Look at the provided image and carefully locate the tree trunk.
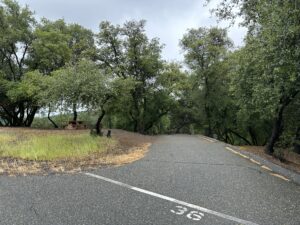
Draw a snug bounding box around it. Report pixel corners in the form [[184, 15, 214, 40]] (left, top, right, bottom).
[[73, 103, 77, 122], [203, 75, 213, 137], [265, 105, 285, 155], [265, 91, 299, 154], [47, 106, 58, 128], [1, 106, 14, 126], [108, 116, 112, 129], [137, 121, 145, 134], [131, 91, 141, 133], [204, 111, 212, 137], [19, 103, 25, 124], [1, 103, 38, 127], [248, 126, 258, 145], [293, 127, 300, 154], [204, 103, 213, 137], [228, 129, 252, 145], [144, 110, 169, 133], [1, 116, 10, 126], [133, 119, 138, 132], [175, 124, 185, 134], [24, 106, 38, 127], [95, 110, 106, 136]]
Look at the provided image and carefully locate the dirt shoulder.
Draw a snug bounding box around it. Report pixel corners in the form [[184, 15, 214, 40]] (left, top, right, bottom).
[[0, 128, 154, 176], [239, 146, 300, 174]]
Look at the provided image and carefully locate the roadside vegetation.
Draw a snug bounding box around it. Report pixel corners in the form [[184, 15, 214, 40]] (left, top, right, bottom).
[[0, 128, 152, 175], [0, 0, 299, 164], [0, 130, 116, 160]]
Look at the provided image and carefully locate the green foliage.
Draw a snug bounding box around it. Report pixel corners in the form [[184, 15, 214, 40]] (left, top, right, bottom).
[[31, 114, 70, 129], [180, 27, 233, 137], [96, 20, 182, 133], [49, 60, 102, 110], [29, 19, 95, 74], [32, 111, 99, 129], [68, 23, 96, 63], [211, 0, 300, 153], [0, 0, 39, 126], [1, 0, 299, 155], [5, 71, 44, 102], [180, 27, 232, 70], [30, 20, 71, 74]]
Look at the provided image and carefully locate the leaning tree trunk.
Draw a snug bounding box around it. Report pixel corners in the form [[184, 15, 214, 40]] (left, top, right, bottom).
[[228, 129, 252, 145], [265, 105, 285, 155], [95, 110, 106, 136], [24, 106, 39, 127], [94, 95, 112, 136], [266, 90, 300, 154], [47, 106, 58, 128]]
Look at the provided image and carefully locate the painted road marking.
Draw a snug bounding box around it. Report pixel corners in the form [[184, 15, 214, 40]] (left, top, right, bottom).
[[225, 147, 290, 183], [249, 158, 261, 165], [200, 136, 215, 143], [225, 147, 238, 154], [170, 205, 189, 215], [261, 165, 272, 171], [171, 205, 205, 221], [270, 173, 290, 182], [226, 147, 250, 159], [237, 153, 250, 159], [84, 172, 259, 225]]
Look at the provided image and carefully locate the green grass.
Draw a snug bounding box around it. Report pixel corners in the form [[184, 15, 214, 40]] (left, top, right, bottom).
[[0, 133, 16, 143], [0, 131, 117, 161]]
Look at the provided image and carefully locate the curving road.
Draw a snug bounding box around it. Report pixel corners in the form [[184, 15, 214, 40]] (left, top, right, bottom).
[[1, 135, 299, 225]]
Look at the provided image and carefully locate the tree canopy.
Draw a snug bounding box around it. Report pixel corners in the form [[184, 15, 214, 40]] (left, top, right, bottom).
[[1, 0, 299, 155]]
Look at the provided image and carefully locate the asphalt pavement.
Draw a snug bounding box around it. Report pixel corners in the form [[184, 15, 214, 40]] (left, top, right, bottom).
[[0, 135, 299, 225]]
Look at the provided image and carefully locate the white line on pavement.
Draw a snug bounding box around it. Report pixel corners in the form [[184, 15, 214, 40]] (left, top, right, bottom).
[[270, 173, 290, 182], [200, 136, 215, 143], [249, 158, 261, 165], [84, 172, 259, 225], [225, 147, 238, 154], [261, 165, 272, 171]]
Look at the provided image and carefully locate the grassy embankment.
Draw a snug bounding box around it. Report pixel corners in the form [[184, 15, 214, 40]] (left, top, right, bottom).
[[0, 129, 116, 161]]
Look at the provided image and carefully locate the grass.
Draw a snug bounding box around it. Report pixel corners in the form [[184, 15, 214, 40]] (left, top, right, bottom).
[[0, 130, 117, 161], [0, 133, 16, 143]]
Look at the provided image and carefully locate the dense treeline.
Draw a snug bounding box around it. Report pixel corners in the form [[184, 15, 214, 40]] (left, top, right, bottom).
[[0, 0, 299, 155]]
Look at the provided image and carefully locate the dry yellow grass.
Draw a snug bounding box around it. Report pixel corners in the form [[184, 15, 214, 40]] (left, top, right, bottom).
[[0, 128, 153, 175], [104, 143, 151, 166]]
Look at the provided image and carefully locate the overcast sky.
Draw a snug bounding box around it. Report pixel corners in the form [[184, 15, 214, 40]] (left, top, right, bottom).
[[18, 0, 247, 61]]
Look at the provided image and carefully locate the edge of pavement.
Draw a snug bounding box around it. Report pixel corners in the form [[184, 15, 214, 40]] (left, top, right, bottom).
[[198, 135, 300, 185]]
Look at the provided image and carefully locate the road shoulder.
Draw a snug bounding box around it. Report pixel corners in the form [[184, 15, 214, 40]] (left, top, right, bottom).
[[226, 145, 300, 185]]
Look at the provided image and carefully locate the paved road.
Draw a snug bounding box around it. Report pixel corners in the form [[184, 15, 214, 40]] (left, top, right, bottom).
[[1, 135, 299, 225]]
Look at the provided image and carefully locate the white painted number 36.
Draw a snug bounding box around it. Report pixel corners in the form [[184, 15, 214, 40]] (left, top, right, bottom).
[[170, 206, 204, 221]]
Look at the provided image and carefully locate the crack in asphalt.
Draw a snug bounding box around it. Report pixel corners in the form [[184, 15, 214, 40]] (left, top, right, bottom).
[[27, 179, 49, 223], [29, 203, 40, 218]]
